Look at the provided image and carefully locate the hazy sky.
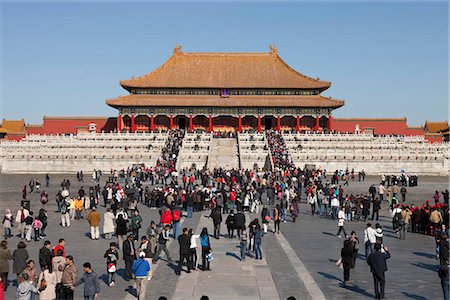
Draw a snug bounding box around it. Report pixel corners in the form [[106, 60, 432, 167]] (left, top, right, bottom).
[[1, 1, 448, 125]]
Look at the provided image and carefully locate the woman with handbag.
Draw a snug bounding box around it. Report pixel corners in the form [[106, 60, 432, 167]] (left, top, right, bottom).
[[38, 264, 57, 299], [200, 228, 211, 271]]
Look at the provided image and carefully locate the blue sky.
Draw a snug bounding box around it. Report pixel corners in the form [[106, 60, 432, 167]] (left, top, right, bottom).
[[1, 1, 448, 125]]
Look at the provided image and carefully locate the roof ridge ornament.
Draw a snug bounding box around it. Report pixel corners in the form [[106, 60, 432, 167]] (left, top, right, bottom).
[[269, 44, 278, 55], [174, 45, 183, 54]]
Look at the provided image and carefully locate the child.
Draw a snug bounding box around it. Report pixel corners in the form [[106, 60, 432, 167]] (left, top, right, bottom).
[[32, 217, 43, 241]]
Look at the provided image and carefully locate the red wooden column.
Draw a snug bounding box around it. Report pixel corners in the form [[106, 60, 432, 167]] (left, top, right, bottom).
[[328, 115, 334, 132], [131, 114, 136, 133], [117, 114, 123, 132], [238, 115, 242, 132], [276, 115, 281, 131], [169, 115, 174, 130], [150, 115, 155, 132], [189, 115, 194, 132], [314, 116, 320, 131], [257, 115, 262, 133], [208, 115, 213, 132], [296, 116, 301, 132]]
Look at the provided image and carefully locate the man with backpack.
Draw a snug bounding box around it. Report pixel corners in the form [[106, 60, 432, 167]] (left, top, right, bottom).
[[132, 252, 151, 300], [153, 225, 173, 263]]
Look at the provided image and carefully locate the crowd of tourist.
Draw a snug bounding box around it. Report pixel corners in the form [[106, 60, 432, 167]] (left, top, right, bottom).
[[0, 128, 447, 300]]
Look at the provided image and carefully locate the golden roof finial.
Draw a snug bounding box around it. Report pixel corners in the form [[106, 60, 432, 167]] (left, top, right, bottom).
[[269, 44, 278, 55], [174, 45, 183, 54]]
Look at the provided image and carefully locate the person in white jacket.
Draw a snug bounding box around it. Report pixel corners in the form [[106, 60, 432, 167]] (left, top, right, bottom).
[[336, 207, 348, 238], [15, 207, 30, 239], [103, 209, 115, 240], [364, 223, 377, 260], [188, 228, 200, 270]]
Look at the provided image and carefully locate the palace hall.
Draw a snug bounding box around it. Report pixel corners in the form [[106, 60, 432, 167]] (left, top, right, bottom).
[[106, 46, 345, 133]]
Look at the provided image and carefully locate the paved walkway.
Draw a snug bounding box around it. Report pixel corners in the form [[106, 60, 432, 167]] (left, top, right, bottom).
[[173, 212, 280, 300]]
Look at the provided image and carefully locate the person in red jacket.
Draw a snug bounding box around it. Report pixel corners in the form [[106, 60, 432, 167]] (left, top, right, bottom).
[[160, 208, 173, 227], [53, 238, 66, 257]]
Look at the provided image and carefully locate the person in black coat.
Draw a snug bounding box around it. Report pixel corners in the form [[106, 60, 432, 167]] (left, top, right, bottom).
[[225, 212, 235, 238], [176, 228, 191, 275], [122, 234, 136, 280], [341, 239, 354, 285], [367, 243, 391, 300], [209, 208, 222, 239], [233, 210, 246, 238], [371, 198, 381, 221], [38, 240, 53, 270]]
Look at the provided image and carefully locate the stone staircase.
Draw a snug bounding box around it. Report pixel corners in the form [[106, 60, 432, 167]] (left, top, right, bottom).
[[208, 138, 239, 170]]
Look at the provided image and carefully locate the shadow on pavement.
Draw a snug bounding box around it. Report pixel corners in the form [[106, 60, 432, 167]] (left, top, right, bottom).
[[226, 251, 241, 260], [410, 262, 438, 272], [401, 291, 428, 300], [412, 251, 435, 259]]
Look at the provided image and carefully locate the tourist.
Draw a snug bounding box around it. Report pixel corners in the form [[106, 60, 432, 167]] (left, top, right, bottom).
[[308, 193, 317, 215], [146, 221, 159, 254], [61, 255, 77, 300], [273, 204, 281, 234], [52, 239, 65, 258], [21, 260, 37, 290], [86, 208, 100, 240], [51, 249, 65, 299], [74, 262, 100, 300], [200, 228, 211, 271], [37, 264, 57, 300], [131, 252, 150, 300], [349, 231, 359, 267], [176, 228, 191, 275], [13, 242, 29, 283], [371, 197, 381, 221], [0, 240, 11, 291], [38, 241, 53, 271], [115, 214, 128, 250], [32, 217, 43, 242], [130, 210, 143, 241], [336, 207, 347, 238], [102, 209, 115, 240], [400, 186, 407, 203], [188, 229, 200, 270], [138, 236, 153, 280], [60, 199, 70, 228], [16, 273, 38, 300], [340, 239, 354, 285], [234, 210, 246, 238], [225, 211, 235, 238], [123, 235, 136, 281], [367, 244, 391, 300], [172, 207, 181, 240], [391, 204, 402, 235], [254, 225, 263, 260], [153, 225, 173, 264], [74, 197, 84, 220], [378, 183, 386, 202], [2, 210, 13, 239], [240, 226, 248, 261], [104, 242, 118, 287], [261, 207, 270, 233], [364, 223, 377, 260], [15, 206, 30, 240], [374, 223, 384, 247], [38, 209, 48, 238], [208, 208, 222, 239], [331, 197, 340, 220]]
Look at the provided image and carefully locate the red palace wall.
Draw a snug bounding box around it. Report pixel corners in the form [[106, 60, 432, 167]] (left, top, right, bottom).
[[333, 118, 425, 136], [26, 117, 117, 135]]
